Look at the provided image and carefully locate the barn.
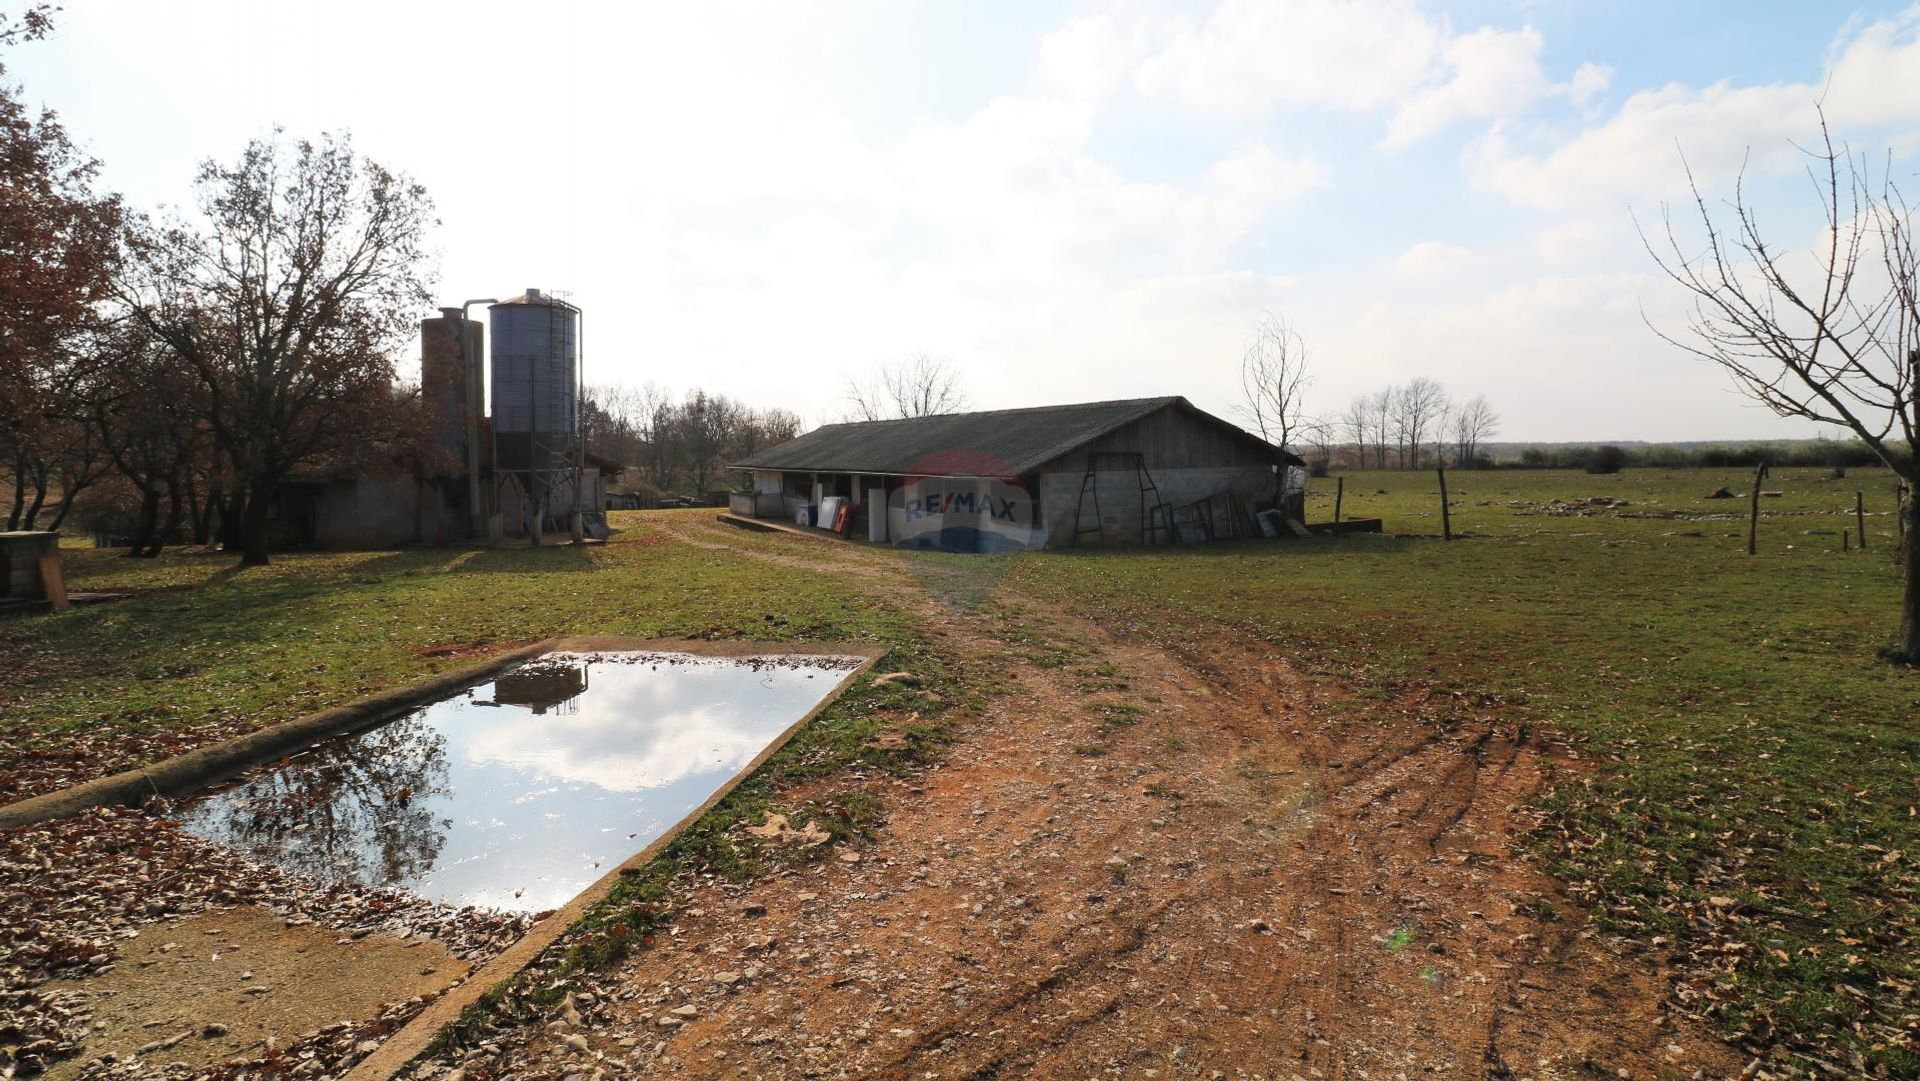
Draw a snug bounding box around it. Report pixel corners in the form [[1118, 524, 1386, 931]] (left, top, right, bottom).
[[729, 396, 1303, 551]]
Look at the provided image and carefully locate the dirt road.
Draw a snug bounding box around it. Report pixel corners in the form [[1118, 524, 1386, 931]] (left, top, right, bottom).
[[435, 519, 1742, 1080]]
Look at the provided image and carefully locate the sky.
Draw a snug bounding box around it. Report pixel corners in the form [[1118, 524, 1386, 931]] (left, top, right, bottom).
[[11, 0, 1920, 442]]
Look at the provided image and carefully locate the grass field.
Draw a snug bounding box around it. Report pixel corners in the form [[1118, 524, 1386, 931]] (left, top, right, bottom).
[[6, 467, 1916, 1071]]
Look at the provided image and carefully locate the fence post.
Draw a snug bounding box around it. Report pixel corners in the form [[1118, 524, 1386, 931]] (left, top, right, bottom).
[[1437, 467, 1451, 541], [1746, 463, 1767, 556], [1334, 476, 1344, 525], [1857, 490, 1868, 550]]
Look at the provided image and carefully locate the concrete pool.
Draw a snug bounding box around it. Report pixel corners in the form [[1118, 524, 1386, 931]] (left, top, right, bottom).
[[176, 650, 866, 913]]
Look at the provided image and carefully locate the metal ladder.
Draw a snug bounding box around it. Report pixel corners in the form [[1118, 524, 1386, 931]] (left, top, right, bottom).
[[1072, 452, 1171, 547]]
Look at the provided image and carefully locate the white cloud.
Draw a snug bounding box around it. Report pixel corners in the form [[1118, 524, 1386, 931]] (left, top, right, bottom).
[[1312, 270, 1799, 439], [1037, 13, 1154, 102], [1397, 241, 1482, 275], [1136, 0, 1444, 115], [1823, 8, 1920, 126], [1531, 219, 1618, 264], [1468, 81, 1817, 211], [1381, 26, 1550, 149], [1568, 62, 1614, 107], [1133, 0, 1596, 149], [1468, 7, 1920, 210]]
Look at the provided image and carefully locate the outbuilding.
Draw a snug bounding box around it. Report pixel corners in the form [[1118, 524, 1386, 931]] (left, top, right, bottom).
[[730, 396, 1303, 551]]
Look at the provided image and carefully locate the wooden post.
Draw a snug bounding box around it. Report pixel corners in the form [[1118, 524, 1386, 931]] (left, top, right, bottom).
[[1334, 476, 1344, 525], [37, 554, 68, 612], [1857, 490, 1868, 550], [1437, 467, 1451, 541], [1746, 463, 1767, 556], [1844, 530, 1851, 552]]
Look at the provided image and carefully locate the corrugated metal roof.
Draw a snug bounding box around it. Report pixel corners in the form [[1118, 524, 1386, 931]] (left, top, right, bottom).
[[732, 396, 1298, 477]]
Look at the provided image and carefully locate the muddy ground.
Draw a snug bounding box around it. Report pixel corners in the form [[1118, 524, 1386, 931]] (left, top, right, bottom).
[[39, 908, 458, 1079], [0, 803, 530, 1079], [413, 518, 1746, 1080]]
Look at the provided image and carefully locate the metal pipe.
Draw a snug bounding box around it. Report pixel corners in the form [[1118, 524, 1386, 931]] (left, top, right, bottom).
[[458, 298, 498, 533], [575, 305, 586, 541]]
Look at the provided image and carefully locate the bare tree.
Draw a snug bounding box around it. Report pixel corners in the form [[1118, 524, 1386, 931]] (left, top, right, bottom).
[[1342, 395, 1372, 468], [1300, 415, 1338, 475], [1393, 376, 1449, 468], [738, 407, 801, 454], [1237, 314, 1313, 457], [1368, 387, 1396, 468], [845, 352, 969, 420], [1643, 116, 1920, 663], [121, 131, 435, 565], [1452, 395, 1499, 466]]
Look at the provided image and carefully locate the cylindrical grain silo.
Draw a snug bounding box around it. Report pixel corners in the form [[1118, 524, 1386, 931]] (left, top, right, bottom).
[[488, 288, 580, 476], [419, 307, 485, 477]]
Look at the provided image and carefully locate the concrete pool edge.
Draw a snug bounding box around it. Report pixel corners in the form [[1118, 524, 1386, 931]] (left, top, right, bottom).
[[343, 638, 882, 1081], [0, 635, 877, 832]]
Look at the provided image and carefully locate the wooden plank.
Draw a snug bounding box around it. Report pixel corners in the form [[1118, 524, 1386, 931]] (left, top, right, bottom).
[[38, 554, 69, 612]]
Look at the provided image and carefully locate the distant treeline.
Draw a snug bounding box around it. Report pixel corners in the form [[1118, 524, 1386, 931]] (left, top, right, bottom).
[[582, 384, 801, 501], [1504, 440, 1907, 472], [1322, 438, 1909, 474]]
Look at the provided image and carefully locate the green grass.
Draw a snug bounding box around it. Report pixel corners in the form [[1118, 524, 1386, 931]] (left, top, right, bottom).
[[1009, 467, 1918, 1073], [2, 513, 911, 746]]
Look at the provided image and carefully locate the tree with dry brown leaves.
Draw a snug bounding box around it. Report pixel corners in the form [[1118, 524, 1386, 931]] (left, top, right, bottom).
[[0, 6, 124, 531]]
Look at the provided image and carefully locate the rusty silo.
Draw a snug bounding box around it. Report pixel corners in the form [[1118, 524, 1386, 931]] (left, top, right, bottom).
[[419, 307, 486, 533]]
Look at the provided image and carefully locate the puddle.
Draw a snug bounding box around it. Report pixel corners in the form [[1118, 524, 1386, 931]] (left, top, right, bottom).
[[177, 651, 862, 912]]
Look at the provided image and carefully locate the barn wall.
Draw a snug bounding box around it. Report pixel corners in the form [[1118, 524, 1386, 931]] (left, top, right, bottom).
[[312, 477, 465, 549], [884, 475, 1043, 552], [1034, 407, 1281, 547], [1037, 465, 1273, 546]]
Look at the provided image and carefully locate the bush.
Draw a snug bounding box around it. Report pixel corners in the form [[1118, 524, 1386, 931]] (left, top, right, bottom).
[[1586, 445, 1628, 474]]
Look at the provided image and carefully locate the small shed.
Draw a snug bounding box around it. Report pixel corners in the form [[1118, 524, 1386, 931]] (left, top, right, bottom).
[[731, 396, 1302, 551]]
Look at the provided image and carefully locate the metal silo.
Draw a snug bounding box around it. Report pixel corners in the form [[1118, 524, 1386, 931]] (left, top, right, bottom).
[[483, 289, 579, 545], [488, 288, 583, 540]]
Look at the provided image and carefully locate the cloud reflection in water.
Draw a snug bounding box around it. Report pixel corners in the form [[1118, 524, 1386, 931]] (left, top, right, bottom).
[[179, 651, 860, 913]]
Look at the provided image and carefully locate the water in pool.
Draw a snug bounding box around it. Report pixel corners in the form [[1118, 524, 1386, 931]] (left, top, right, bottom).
[[176, 650, 862, 912]]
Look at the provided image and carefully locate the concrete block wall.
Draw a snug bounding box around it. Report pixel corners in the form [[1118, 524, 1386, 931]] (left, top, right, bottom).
[[1, 531, 59, 598], [312, 478, 467, 549]]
